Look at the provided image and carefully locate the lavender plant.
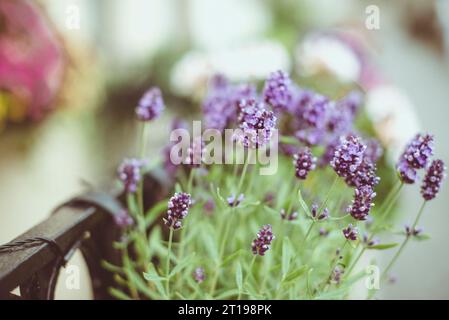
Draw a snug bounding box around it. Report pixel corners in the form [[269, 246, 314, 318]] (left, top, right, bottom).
[[105, 72, 445, 300]]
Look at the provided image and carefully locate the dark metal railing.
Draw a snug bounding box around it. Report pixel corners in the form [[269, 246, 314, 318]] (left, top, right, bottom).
[[0, 172, 169, 300]]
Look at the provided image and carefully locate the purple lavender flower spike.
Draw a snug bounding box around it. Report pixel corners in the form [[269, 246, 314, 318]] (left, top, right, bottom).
[[421, 159, 446, 201], [397, 161, 418, 184], [263, 70, 293, 112], [347, 185, 376, 220], [398, 133, 434, 170], [114, 209, 134, 228], [135, 87, 164, 121], [251, 224, 275, 256], [345, 159, 380, 188], [331, 135, 367, 179], [164, 192, 192, 230], [319, 227, 329, 237], [237, 99, 277, 149], [193, 267, 206, 283], [117, 158, 144, 193], [343, 224, 358, 241], [331, 266, 344, 284], [227, 193, 245, 207], [301, 94, 330, 128], [293, 147, 317, 180]]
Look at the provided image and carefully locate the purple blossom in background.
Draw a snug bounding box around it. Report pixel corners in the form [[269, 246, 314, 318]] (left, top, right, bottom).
[[203, 75, 257, 131], [331, 266, 344, 284], [293, 147, 317, 180], [193, 267, 206, 283], [164, 192, 192, 230], [343, 224, 358, 241], [319, 138, 340, 167], [227, 193, 245, 207], [251, 224, 275, 256], [184, 137, 205, 168], [263, 192, 275, 206], [237, 99, 277, 149], [280, 209, 298, 221], [135, 87, 164, 121], [330, 135, 366, 179], [421, 159, 446, 201], [405, 225, 423, 237], [204, 198, 215, 216], [263, 70, 293, 112], [362, 234, 379, 247], [336, 90, 363, 117], [301, 94, 330, 129], [319, 227, 329, 237], [117, 158, 145, 193], [114, 209, 134, 228], [347, 185, 376, 220], [364, 138, 383, 163], [311, 204, 329, 220]]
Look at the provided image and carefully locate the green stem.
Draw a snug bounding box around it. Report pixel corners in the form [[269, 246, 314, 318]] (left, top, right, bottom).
[[238, 256, 257, 300], [322, 240, 348, 292], [303, 220, 316, 242], [381, 201, 426, 279], [318, 176, 339, 214], [165, 228, 174, 298]]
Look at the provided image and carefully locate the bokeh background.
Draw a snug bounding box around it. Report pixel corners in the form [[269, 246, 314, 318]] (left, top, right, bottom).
[[1, 0, 449, 299]]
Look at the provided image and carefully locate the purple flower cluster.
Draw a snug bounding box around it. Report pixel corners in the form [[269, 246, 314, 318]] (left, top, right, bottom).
[[293, 147, 317, 180], [405, 225, 423, 237], [203, 75, 257, 131], [117, 158, 145, 193], [342, 224, 358, 241], [114, 209, 134, 228], [421, 159, 446, 201], [263, 70, 293, 112], [193, 267, 206, 283], [311, 204, 329, 220], [135, 87, 164, 121], [164, 192, 192, 230], [330, 135, 367, 180], [280, 209, 298, 221], [347, 185, 376, 220], [345, 159, 380, 188], [237, 99, 277, 149], [227, 193, 245, 207], [362, 234, 379, 247], [251, 224, 275, 256], [397, 134, 434, 184]]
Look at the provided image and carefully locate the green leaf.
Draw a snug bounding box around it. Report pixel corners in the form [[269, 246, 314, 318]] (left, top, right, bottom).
[[367, 243, 399, 250], [280, 135, 299, 145], [297, 189, 311, 217], [282, 265, 308, 283], [101, 260, 123, 274], [282, 237, 292, 277], [145, 199, 168, 227], [141, 262, 166, 298], [221, 249, 245, 267], [169, 253, 195, 277], [215, 289, 239, 299], [108, 287, 132, 300], [236, 263, 243, 291], [414, 234, 431, 241]]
